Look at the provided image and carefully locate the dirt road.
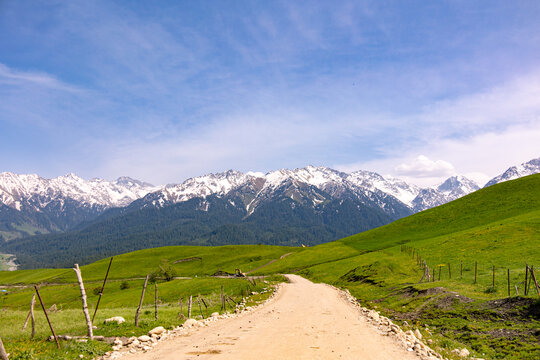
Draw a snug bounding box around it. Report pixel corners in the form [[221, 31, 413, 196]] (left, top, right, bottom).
[[122, 275, 420, 360]]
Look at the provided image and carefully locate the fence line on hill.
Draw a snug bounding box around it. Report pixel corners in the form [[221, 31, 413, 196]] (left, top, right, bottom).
[[400, 245, 540, 297]]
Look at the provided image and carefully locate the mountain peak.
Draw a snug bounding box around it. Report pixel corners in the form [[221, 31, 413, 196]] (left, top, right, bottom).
[[485, 156, 540, 187], [115, 176, 154, 188]]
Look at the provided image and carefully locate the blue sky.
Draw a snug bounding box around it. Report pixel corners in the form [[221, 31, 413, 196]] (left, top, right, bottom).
[[1, 1, 539, 186]]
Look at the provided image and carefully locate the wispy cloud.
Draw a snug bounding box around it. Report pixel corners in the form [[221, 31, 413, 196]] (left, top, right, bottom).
[[0, 63, 82, 92]]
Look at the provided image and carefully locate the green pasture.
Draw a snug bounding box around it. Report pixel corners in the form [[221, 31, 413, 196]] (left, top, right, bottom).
[[0, 245, 299, 285]]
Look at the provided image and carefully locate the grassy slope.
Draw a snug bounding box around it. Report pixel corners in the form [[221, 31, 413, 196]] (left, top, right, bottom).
[[0, 245, 299, 285]]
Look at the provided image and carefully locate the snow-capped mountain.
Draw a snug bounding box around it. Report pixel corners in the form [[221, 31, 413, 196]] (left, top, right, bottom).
[[131, 166, 413, 219], [0, 166, 482, 244], [0, 172, 159, 211], [132, 166, 479, 218], [0, 172, 159, 239], [346, 170, 421, 207], [11, 155, 540, 246], [484, 157, 540, 187]]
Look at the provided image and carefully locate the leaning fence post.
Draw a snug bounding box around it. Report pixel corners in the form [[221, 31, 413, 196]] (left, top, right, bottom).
[[34, 286, 60, 349], [474, 261, 477, 284], [0, 336, 9, 360], [188, 295, 193, 318], [201, 297, 209, 318], [73, 264, 93, 340], [135, 275, 149, 327], [92, 257, 113, 323], [197, 296, 205, 319]]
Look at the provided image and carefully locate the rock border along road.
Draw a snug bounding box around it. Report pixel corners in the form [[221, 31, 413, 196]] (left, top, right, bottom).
[[115, 275, 441, 360]]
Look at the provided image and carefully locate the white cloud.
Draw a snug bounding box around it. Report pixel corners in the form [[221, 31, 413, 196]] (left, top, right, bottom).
[[336, 121, 540, 187], [394, 155, 455, 178]]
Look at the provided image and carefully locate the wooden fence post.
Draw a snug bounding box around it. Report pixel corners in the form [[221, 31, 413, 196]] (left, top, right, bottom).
[[460, 261, 463, 280], [432, 268, 435, 282], [515, 285, 519, 296], [524, 264, 529, 295], [178, 298, 185, 319], [530, 266, 540, 297], [201, 297, 209, 318], [92, 257, 113, 323], [135, 275, 149, 327], [474, 261, 477, 284], [154, 283, 158, 321], [527, 266, 533, 295], [438, 266, 441, 281], [34, 286, 60, 349], [0, 336, 9, 360], [448, 263, 451, 279], [197, 296, 205, 319], [492, 265, 495, 288], [73, 264, 93, 340], [188, 295, 192, 318], [22, 294, 36, 338], [507, 268, 511, 297], [221, 285, 224, 311]]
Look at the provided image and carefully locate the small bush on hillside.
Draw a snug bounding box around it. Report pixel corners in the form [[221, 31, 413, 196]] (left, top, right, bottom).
[[149, 259, 177, 282], [484, 286, 497, 294], [120, 281, 130, 290], [92, 287, 102, 296]]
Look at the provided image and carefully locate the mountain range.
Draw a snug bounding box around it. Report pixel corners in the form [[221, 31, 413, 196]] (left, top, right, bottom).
[[0, 157, 538, 269]]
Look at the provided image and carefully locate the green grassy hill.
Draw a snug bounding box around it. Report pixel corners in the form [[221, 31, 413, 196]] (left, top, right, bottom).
[[0, 244, 298, 285]]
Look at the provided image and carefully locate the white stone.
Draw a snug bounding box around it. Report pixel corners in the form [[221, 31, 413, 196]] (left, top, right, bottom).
[[104, 316, 126, 325], [112, 345, 122, 351], [138, 335, 152, 342], [459, 348, 470, 357], [183, 318, 201, 328], [414, 329, 423, 340], [211, 312, 220, 317], [113, 339, 123, 346], [148, 326, 166, 335]]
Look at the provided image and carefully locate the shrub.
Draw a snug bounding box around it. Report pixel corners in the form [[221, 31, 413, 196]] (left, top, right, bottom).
[[120, 281, 130, 290], [149, 259, 177, 282]]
